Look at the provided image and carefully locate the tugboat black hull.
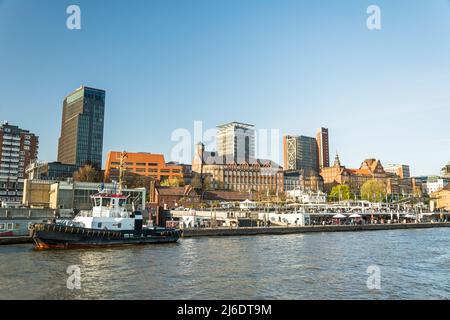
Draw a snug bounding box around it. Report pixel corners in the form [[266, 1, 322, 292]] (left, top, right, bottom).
[[30, 223, 181, 250]]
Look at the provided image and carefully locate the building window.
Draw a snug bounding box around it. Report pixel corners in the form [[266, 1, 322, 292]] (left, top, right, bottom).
[[136, 163, 146, 166]]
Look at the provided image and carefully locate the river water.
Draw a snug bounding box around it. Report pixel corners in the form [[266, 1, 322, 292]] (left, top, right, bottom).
[[1, 228, 450, 300]]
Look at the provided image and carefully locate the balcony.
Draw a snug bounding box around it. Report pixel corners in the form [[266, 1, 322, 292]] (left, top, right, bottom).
[[1, 152, 18, 157]]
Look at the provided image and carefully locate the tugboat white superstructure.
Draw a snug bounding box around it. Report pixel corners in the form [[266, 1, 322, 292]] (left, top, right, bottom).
[[30, 151, 181, 250]]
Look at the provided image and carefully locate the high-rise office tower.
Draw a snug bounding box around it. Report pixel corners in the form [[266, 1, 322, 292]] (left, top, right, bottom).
[[57, 86, 105, 169], [216, 122, 255, 164], [384, 164, 411, 179], [316, 127, 330, 169], [0, 121, 39, 204], [283, 135, 319, 172]]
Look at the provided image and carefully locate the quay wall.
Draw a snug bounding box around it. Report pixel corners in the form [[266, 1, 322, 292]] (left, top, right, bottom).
[[2, 222, 450, 246], [0, 236, 32, 245], [181, 222, 450, 237]]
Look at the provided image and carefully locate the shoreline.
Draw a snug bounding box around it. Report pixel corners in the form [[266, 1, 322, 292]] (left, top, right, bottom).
[[1, 222, 449, 245], [181, 222, 450, 237], [0, 236, 33, 245]]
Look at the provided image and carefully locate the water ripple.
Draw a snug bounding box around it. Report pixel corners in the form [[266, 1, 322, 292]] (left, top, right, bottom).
[[1, 228, 450, 299]]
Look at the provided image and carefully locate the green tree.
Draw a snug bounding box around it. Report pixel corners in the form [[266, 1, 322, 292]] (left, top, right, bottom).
[[202, 176, 212, 191], [125, 173, 154, 189], [191, 173, 212, 191], [160, 176, 184, 187], [329, 185, 353, 202], [360, 179, 387, 202], [73, 165, 102, 182], [412, 186, 422, 199], [190, 173, 202, 189]]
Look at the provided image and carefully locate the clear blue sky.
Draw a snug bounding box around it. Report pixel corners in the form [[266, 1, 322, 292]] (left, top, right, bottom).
[[1, 0, 449, 176]]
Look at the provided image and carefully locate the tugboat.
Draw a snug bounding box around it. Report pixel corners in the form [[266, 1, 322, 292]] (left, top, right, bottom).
[[29, 152, 182, 250]]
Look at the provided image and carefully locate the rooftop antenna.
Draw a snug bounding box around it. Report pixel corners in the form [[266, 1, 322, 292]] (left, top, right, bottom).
[[118, 151, 128, 195]]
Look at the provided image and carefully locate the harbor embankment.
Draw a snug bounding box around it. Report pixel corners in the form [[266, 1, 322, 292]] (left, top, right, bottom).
[[0, 236, 33, 245], [1, 222, 449, 244], [181, 222, 450, 237]]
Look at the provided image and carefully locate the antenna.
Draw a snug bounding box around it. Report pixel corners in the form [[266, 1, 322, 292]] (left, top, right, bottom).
[[118, 151, 128, 195]]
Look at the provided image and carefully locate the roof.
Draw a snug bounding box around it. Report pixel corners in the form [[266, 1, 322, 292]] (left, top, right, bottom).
[[345, 168, 371, 176], [256, 159, 282, 168], [217, 122, 254, 129], [106, 151, 180, 168], [156, 186, 196, 197], [155, 186, 254, 202], [360, 159, 379, 171], [203, 190, 254, 201], [200, 153, 282, 168]]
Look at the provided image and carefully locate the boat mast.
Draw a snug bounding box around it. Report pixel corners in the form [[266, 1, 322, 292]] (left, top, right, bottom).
[[118, 151, 128, 195]]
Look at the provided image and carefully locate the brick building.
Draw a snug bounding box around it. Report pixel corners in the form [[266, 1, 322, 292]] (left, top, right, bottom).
[[104, 151, 184, 183]]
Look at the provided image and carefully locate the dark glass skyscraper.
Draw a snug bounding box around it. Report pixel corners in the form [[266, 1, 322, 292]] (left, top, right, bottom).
[[283, 135, 319, 173], [57, 86, 105, 169]]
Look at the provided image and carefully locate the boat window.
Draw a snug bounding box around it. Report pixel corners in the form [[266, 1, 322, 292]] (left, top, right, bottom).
[[97, 223, 102, 228], [118, 223, 122, 228], [7, 223, 13, 230], [0, 223, 5, 230], [95, 198, 101, 207], [119, 199, 126, 207], [102, 198, 112, 207]]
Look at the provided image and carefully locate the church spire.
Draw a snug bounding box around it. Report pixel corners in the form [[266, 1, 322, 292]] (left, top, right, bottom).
[[334, 152, 341, 167]]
